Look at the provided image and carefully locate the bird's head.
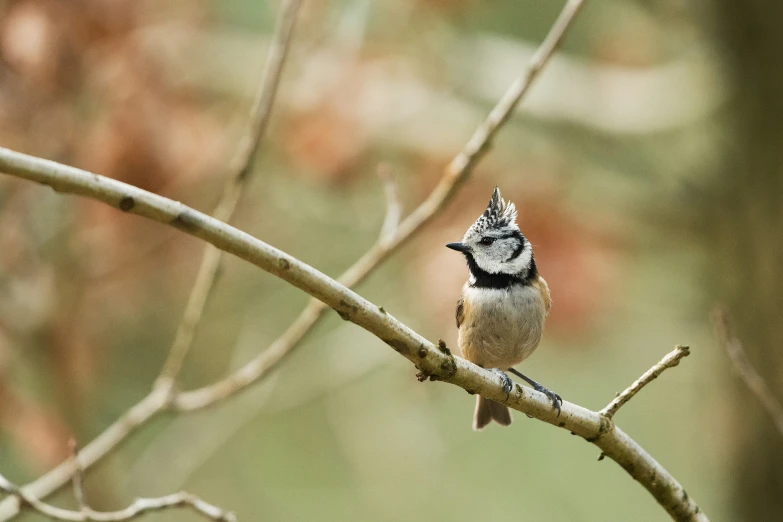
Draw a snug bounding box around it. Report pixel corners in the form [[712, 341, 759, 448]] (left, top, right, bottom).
[[446, 187, 533, 281]]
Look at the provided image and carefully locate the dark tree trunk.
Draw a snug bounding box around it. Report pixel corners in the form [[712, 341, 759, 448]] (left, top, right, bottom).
[[708, 1, 783, 520]]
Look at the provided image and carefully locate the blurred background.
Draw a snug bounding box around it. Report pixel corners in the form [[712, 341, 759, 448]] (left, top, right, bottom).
[[0, 0, 781, 520]]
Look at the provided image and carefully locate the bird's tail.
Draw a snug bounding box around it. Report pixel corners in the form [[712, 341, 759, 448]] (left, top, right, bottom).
[[473, 395, 512, 430]]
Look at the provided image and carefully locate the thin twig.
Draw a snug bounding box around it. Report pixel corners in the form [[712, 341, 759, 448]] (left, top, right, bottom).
[[445, 0, 585, 178], [68, 441, 87, 514], [0, 147, 708, 522], [0, 471, 235, 522], [0, 389, 169, 522], [377, 164, 401, 242], [712, 306, 783, 438], [600, 345, 690, 419], [154, 0, 303, 392], [173, 170, 404, 411]]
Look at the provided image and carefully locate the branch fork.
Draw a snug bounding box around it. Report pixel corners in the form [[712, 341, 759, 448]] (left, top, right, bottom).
[[0, 469, 235, 522], [600, 345, 691, 420]]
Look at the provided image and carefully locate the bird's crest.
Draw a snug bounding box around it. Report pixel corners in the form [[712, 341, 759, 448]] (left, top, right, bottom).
[[470, 187, 517, 234]]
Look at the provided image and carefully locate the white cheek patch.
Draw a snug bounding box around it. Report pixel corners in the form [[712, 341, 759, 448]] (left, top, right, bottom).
[[471, 239, 531, 275], [475, 255, 505, 274], [504, 246, 532, 273]]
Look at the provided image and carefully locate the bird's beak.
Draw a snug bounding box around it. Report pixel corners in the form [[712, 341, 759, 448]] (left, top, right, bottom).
[[446, 242, 470, 253]]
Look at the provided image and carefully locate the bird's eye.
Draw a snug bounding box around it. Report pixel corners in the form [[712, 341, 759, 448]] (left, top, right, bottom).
[[479, 237, 495, 246]]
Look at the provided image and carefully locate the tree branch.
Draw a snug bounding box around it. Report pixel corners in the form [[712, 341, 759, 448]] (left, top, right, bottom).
[[155, 0, 302, 392], [0, 471, 235, 522], [0, 390, 169, 521], [0, 146, 708, 522], [600, 345, 690, 419], [377, 164, 401, 242], [68, 441, 87, 514], [445, 0, 585, 177], [712, 306, 783, 438]]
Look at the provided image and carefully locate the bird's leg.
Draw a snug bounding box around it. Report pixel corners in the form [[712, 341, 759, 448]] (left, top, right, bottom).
[[490, 368, 514, 398], [507, 367, 562, 416]]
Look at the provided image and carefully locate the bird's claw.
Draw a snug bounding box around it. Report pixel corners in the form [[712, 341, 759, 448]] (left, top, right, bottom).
[[534, 383, 563, 416], [491, 369, 514, 398]]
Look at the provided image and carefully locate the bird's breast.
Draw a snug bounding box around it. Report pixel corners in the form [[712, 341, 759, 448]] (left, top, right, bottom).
[[458, 282, 547, 368]]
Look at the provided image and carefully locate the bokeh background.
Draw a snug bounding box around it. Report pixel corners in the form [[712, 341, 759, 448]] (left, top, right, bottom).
[[0, 0, 781, 521]]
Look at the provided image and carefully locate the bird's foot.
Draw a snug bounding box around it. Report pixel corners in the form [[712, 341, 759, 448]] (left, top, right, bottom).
[[490, 368, 514, 398], [507, 367, 563, 417], [533, 383, 562, 417]]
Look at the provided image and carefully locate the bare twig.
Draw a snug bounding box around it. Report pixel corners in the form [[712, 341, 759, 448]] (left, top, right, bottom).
[[172, 168, 401, 411], [0, 389, 169, 521], [712, 306, 783, 438], [173, 165, 406, 411], [0, 147, 708, 522], [445, 0, 585, 178], [154, 0, 302, 392], [599, 345, 690, 419], [0, 471, 235, 522], [68, 441, 87, 514], [377, 164, 401, 242]]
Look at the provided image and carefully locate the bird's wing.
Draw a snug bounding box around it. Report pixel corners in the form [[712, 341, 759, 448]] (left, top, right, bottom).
[[456, 295, 465, 328], [535, 275, 552, 312]]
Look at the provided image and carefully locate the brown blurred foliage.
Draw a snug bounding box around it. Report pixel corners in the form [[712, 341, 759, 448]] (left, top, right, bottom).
[[0, 0, 230, 470]]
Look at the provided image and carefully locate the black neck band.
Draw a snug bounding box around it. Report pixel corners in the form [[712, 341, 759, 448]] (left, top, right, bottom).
[[465, 253, 537, 289]]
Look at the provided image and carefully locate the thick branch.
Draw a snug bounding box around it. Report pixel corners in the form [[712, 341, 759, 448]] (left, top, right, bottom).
[[155, 0, 302, 390], [712, 306, 783, 437], [0, 147, 707, 522], [600, 345, 690, 419]]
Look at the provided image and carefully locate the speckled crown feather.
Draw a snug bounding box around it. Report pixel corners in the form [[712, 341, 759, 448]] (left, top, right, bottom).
[[469, 187, 518, 234]]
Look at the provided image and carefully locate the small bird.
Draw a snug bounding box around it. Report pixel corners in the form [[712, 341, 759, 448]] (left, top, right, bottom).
[[447, 187, 562, 430]]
